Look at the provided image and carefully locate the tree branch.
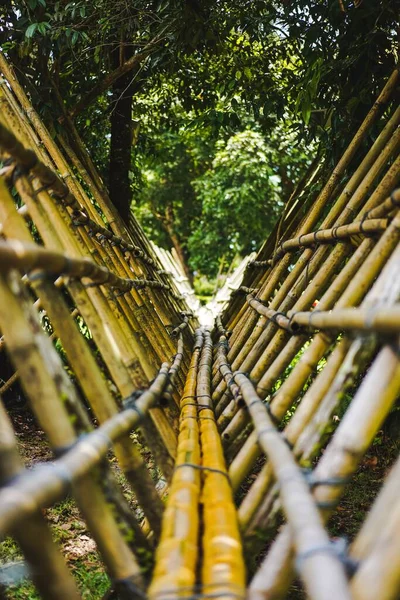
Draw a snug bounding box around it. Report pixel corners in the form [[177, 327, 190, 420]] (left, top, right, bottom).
[[68, 35, 166, 118], [69, 51, 149, 118]]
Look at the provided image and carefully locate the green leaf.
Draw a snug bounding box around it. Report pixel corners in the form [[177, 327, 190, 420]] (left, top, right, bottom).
[[301, 98, 312, 125], [235, 70, 242, 80], [37, 22, 49, 35], [244, 67, 252, 79], [25, 23, 38, 38]]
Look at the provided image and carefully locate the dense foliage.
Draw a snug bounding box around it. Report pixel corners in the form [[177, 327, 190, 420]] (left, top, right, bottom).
[[0, 0, 397, 277]]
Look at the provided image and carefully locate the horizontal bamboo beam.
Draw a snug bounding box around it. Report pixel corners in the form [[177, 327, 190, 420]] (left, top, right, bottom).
[[289, 305, 400, 334], [247, 294, 400, 335], [247, 215, 393, 267], [0, 239, 170, 293], [0, 363, 171, 537]]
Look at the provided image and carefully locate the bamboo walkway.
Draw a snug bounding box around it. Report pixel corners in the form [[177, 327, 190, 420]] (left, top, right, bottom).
[[0, 53, 399, 600]]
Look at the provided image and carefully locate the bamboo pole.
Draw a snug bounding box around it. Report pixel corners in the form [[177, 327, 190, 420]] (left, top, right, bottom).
[[213, 90, 400, 391], [199, 332, 246, 600], [233, 373, 350, 600], [0, 269, 145, 588], [237, 210, 400, 533], [0, 177, 167, 536], [268, 217, 389, 260], [0, 52, 188, 347], [248, 336, 400, 600], [148, 331, 204, 599], [229, 201, 400, 490], [0, 401, 81, 599], [224, 171, 400, 461], [247, 242, 400, 595], [0, 100, 179, 475], [349, 454, 400, 600], [216, 129, 400, 409], [0, 363, 172, 536], [247, 296, 400, 335]]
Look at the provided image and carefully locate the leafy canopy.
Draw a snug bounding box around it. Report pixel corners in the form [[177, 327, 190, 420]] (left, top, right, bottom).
[[0, 0, 397, 277]]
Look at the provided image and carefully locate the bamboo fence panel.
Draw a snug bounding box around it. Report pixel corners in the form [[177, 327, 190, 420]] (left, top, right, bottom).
[[0, 81, 182, 476], [0, 52, 399, 600]]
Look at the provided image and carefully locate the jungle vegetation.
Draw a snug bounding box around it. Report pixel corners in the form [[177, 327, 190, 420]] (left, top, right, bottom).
[[0, 0, 398, 279]]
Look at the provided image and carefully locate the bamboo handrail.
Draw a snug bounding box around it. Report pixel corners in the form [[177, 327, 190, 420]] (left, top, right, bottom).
[[0, 238, 170, 293], [247, 215, 392, 265], [0, 363, 172, 537], [233, 372, 351, 600], [246, 294, 400, 335]]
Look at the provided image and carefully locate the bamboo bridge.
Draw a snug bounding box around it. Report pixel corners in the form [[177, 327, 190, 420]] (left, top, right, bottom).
[[0, 52, 399, 600]]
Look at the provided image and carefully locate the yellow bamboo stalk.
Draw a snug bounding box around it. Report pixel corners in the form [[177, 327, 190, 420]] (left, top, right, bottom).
[[1, 52, 186, 348], [247, 296, 400, 335], [271, 216, 389, 259], [0, 102, 178, 472], [213, 95, 400, 396], [148, 331, 204, 599], [350, 455, 400, 562], [199, 332, 246, 599], [227, 190, 400, 486], [214, 107, 400, 409], [0, 178, 168, 534], [239, 217, 400, 532], [0, 270, 144, 586], [248, 336, 400, 600]]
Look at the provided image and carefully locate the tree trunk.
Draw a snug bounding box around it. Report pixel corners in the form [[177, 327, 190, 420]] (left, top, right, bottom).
[[163, 205, 193, 285], [108, 43, 134, 225]]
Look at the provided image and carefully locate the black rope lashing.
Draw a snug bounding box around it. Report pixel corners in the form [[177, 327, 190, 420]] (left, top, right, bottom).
[[174, 462, 230, 481], [122, 390, 148, 420], [295, 537, 359, 577]]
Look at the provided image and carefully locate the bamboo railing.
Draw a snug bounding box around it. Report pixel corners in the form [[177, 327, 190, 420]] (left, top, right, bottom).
[[0, 51, 399, 600]]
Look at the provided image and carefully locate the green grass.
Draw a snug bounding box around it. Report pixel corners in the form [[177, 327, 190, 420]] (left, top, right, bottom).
[[0, 498, 110, 599]]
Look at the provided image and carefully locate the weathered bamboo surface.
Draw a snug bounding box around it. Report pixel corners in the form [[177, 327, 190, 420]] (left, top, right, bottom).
[[0, 51, 399, 600]]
